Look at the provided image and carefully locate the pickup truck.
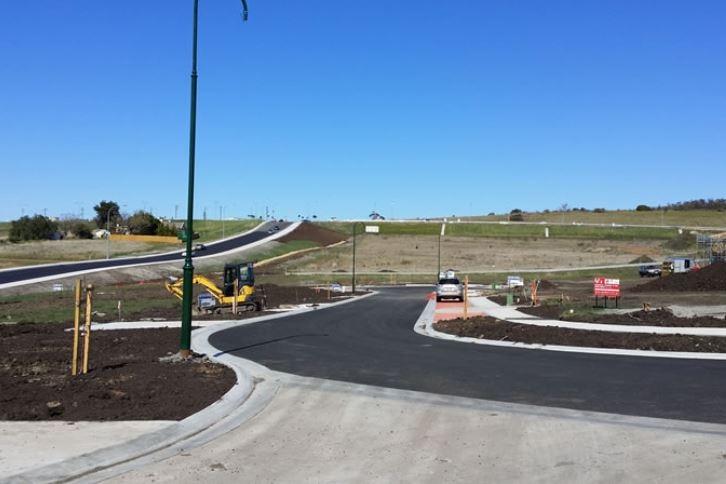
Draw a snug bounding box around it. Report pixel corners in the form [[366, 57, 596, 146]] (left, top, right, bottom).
[[638, 264, 661, 277]]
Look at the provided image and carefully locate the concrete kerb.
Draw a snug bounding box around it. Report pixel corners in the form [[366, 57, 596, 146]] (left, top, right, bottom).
[[5, 291, 375, 484], [415, 296, 726, 361]]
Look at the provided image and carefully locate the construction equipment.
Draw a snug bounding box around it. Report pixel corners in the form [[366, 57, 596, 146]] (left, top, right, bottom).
[[165, 262, 266, 314], [661, 256, 698, 277]]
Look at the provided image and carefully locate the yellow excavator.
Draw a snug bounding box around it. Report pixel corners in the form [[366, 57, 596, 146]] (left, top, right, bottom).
[[165, 262, 266, 314]]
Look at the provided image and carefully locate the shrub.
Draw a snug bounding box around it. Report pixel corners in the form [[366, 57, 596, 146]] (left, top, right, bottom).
[[9, 215, 59, 242]]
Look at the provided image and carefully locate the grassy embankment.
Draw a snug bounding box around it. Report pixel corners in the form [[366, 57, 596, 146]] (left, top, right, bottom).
[[461, 209, 726, 228], [274, 219, 703, 285], [0, 284, 179, 324]]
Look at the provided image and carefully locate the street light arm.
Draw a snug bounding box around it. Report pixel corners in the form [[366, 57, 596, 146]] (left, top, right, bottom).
[[240, 0, 249, 21]]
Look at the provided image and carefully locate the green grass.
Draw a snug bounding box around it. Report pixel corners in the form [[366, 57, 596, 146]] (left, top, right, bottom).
[[0, 287, 180, 323], [191, 219, 261, 242], [322, 220, 684, 241], [464, 209, 726, 228]]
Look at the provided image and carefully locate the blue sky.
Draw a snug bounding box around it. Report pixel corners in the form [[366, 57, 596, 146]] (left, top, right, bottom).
[[2, 1, 725, 222]]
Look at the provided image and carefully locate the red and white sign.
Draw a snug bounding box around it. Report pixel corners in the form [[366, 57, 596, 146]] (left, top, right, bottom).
[[593, 277, 620, 297]]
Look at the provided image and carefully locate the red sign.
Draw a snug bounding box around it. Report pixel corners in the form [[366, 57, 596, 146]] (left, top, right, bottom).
[[593, 277, 620, 297]]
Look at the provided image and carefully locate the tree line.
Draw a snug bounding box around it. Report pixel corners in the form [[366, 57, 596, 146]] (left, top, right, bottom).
[[8, 200, 176, 243]]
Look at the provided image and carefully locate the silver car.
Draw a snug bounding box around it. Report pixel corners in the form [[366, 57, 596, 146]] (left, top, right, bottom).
[[436, 277, 464, 302]]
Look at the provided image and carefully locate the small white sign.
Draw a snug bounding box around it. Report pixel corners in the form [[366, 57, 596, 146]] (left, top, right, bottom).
[[365, 225, 379, 233]]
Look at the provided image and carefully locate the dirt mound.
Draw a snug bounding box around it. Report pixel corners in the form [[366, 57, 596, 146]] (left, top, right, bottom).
[[434, 316, 726, 352], [632, 262, 726, 292], [277, 222, 347, 246], [630, 255, 655, 263], [537, 279, 558, 290], [519, 305, 726, 327]]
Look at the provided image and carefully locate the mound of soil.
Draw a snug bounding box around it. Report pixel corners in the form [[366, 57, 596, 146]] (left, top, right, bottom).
[[434, 317, 726, 352], [632, 262, 726, 292], [519, 305, 726, 328], [277, 222, 348, 246], [537, 279, 558, 290]]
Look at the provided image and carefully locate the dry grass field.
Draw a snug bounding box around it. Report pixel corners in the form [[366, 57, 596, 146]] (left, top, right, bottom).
[[274, 234, 667, 275]]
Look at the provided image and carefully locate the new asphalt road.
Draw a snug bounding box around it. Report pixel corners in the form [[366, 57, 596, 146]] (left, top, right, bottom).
[[210, 286, 726, 424], [0, 221, 293, 288]]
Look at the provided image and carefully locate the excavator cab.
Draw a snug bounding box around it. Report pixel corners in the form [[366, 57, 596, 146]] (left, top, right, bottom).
[[223, 262, 255, 296]]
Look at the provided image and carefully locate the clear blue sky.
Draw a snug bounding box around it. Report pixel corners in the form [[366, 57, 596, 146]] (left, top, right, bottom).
[[2, 1, 725, 222]]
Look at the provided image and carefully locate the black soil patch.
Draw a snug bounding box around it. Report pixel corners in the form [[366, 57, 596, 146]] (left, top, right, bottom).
[[0, 324, 235, 421], [277, 222, 348, 246], [519, 306, 726, 328], [632, 262, 726, 292], [434, 317, 726, 353], [537, 279, 558, 290]]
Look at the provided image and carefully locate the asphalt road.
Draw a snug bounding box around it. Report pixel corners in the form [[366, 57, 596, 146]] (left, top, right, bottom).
[[209, 286, 726, 424], [0, 221, 292, 287]]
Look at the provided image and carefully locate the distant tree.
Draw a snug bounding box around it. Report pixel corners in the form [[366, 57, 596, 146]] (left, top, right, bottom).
[[9, 215, 59, 242], [93, 200, 122, 229], [661, 198, 726, 211], [58, 218, 93, 239], [126, 211, 160, 235], [635, 204, 652, 211], [509, 209, 524, 222], [593, 208, 606, 213], [156, 222, 178, 236]]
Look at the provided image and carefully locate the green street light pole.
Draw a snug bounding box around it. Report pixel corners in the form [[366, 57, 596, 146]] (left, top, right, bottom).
[[180, 0, 249, 356]]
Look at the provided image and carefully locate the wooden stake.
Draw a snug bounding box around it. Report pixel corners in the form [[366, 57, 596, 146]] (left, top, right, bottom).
[[464, 275, 469, 320], [71, 279, 81, 376], [82, 284, 94, 374]]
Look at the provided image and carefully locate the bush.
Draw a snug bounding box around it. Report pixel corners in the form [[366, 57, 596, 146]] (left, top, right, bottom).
[[58, 218, 93, 239], [635, 204, 653, 211], [156, 223, 178, 237], [127, 211, 160, 235], [9, 215, 59, 242]]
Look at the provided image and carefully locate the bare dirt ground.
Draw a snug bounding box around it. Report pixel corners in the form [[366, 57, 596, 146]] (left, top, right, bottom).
[[278, 234, 667, 274]]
